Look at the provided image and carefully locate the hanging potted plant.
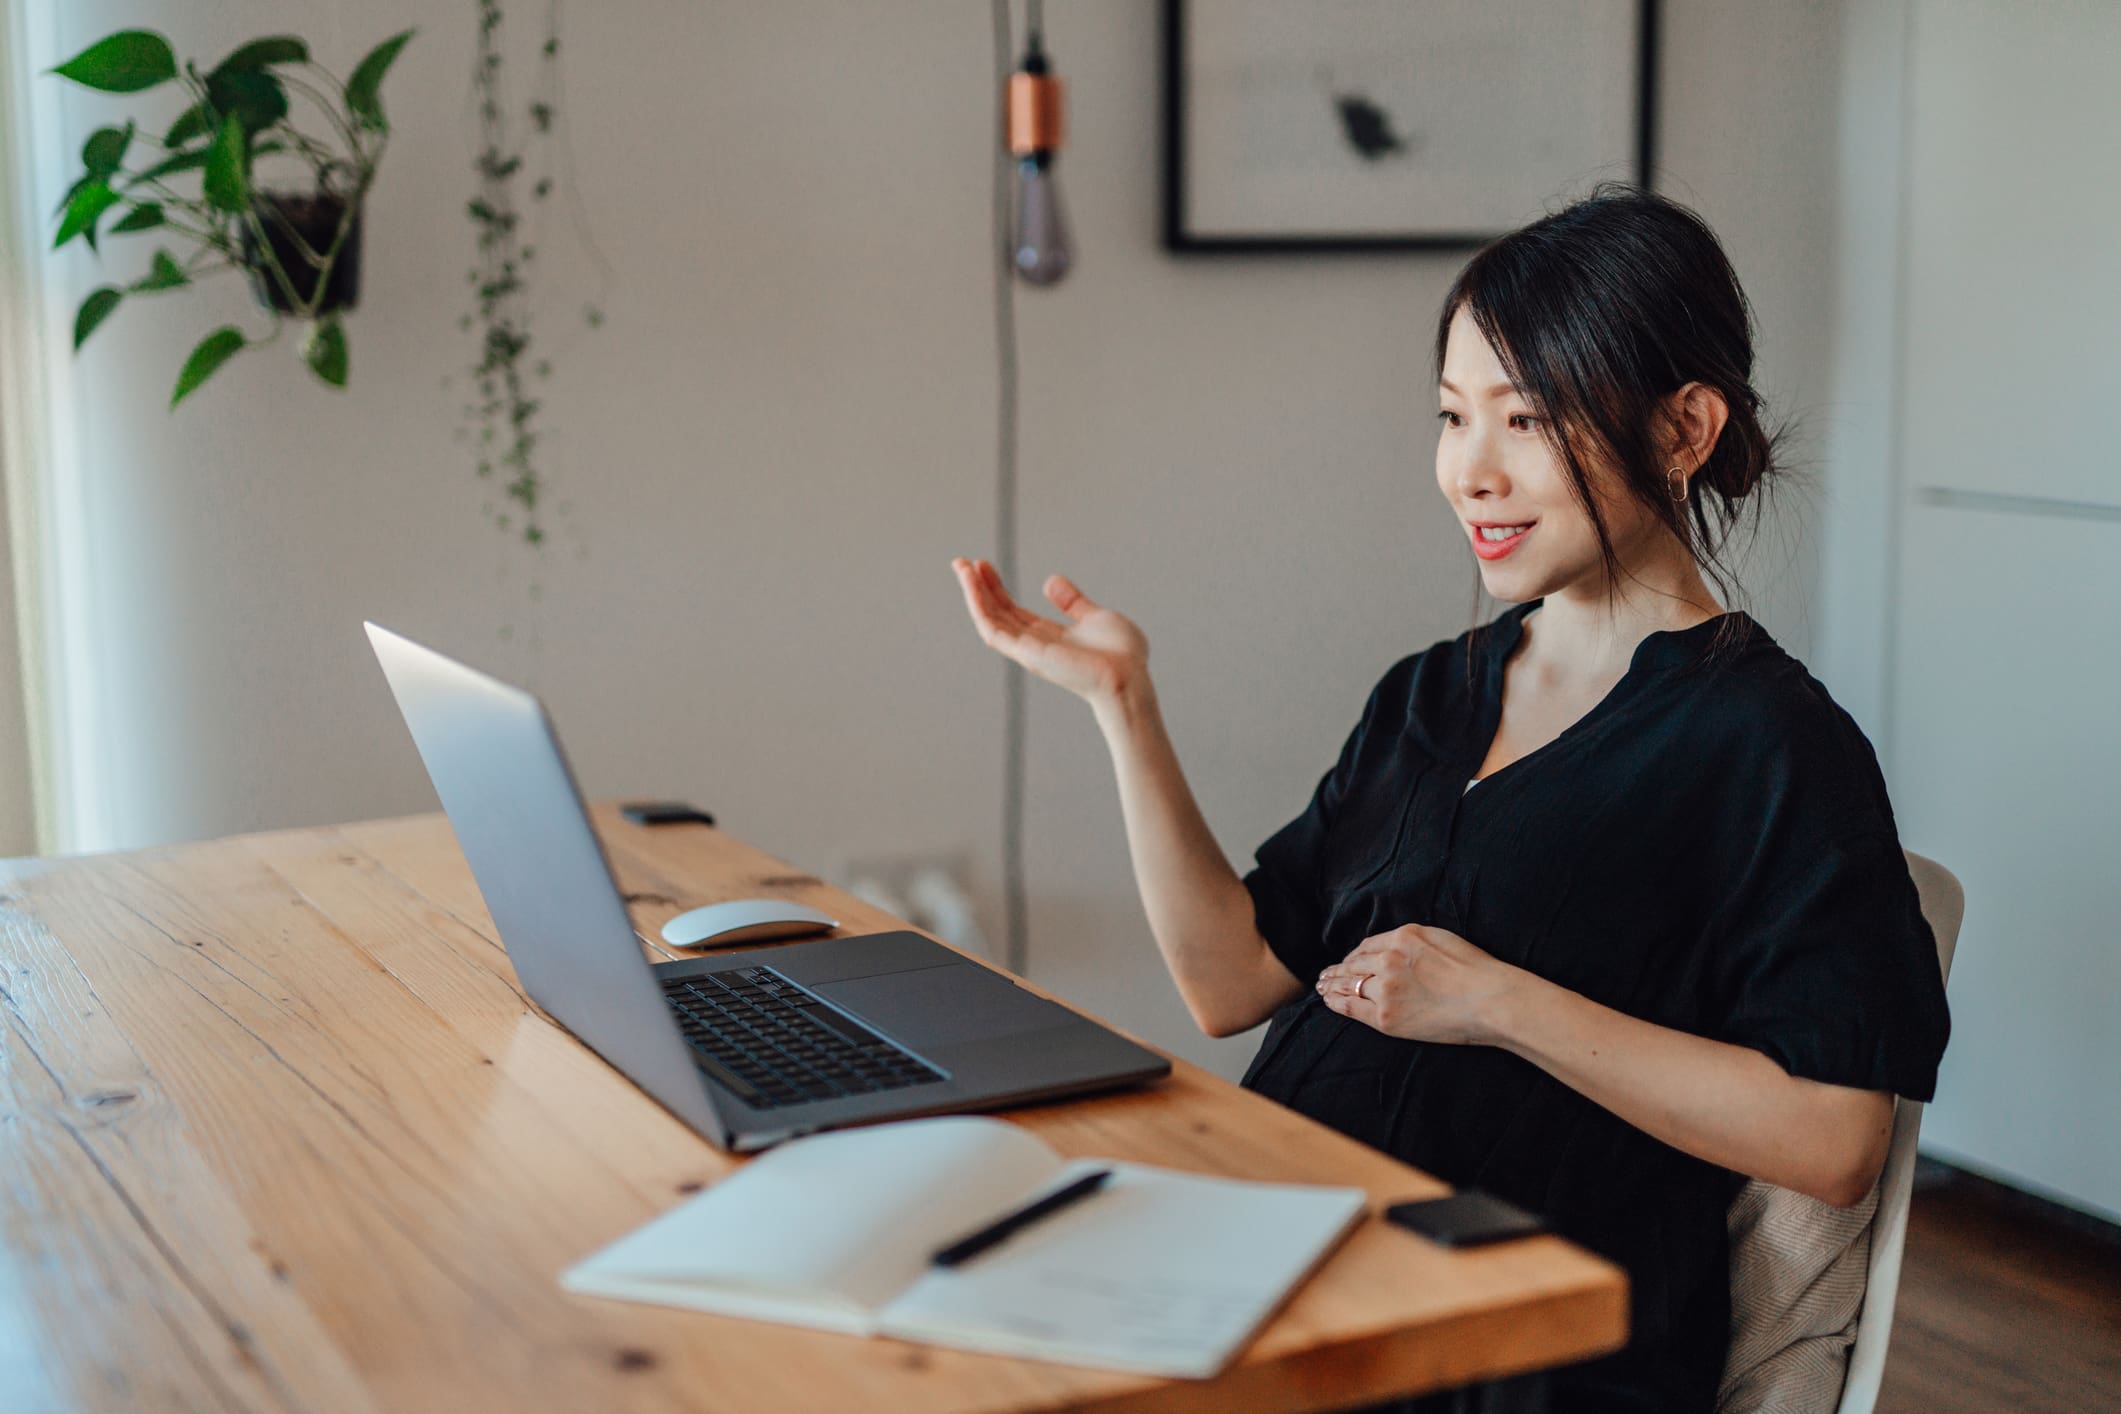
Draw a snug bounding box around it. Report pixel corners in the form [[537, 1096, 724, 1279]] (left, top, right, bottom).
[[48, 26, 414, 405]]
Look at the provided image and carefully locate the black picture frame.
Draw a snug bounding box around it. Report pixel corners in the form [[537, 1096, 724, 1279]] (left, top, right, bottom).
[[1161, 0, 1661, 254]]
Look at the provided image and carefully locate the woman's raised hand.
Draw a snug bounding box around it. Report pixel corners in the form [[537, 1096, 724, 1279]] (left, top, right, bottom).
[[950, 557, 1149, 708]]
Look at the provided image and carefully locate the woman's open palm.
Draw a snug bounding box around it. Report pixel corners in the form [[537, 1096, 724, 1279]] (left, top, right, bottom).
[[951, 558, 1147, 705]]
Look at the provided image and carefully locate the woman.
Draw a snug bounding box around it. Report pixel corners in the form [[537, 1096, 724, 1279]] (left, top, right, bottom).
[[948, 185, 1949, 1413]]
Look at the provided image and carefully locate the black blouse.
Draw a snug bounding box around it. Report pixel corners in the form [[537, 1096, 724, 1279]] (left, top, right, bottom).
[[1238, 598, 1951, 1414]]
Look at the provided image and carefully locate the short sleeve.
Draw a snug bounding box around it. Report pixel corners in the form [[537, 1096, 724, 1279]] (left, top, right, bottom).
[[1242, 658, 1410, 989], [1703, 824, 1951, 1101]]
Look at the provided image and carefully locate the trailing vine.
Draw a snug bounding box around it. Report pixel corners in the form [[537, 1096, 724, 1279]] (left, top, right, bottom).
[[460, 0, 600, 547]]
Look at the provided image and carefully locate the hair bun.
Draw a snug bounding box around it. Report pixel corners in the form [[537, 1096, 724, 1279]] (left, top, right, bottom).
[[1434, 183, 1790, 616]]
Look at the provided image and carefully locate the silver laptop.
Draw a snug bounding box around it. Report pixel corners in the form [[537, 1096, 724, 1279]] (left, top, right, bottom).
[[366, 622, 1170, 1152]]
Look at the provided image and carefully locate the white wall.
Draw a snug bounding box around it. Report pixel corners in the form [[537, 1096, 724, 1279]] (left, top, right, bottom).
[[28, 1, 1841, 1081], [1819, 0, 2121, 1220]]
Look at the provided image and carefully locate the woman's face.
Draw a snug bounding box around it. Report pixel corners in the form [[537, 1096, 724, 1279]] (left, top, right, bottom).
[[1434, 305, 1665, 603]]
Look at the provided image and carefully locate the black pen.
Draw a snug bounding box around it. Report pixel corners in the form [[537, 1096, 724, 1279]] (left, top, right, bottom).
[[929, 1167, 1115, 1269]]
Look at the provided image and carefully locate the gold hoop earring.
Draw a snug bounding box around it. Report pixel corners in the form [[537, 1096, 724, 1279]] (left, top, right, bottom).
[[1666, 465, 1688, 502]]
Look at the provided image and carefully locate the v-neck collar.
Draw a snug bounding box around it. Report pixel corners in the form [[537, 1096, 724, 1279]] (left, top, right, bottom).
[[1464, 598, 1750, 791]]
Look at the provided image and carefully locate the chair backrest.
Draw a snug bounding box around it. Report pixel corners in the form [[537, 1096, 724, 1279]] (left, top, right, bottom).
[[1716, 849, 1964, 1414], [1835, 850, 1964, 1414]]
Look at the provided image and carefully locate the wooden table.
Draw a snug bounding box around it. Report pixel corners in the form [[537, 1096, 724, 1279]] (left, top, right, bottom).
[[0, 805, 1627, 1412]]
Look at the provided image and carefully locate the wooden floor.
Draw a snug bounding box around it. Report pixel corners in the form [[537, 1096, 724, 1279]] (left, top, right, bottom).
[[1876, 1160, 2121, 1413]]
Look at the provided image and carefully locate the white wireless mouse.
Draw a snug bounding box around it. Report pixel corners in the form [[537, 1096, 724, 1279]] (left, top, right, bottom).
[[660, 898, 840, 949]]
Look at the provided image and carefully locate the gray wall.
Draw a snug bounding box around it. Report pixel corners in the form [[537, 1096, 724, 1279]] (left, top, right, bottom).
[[29, 0, 1840, 1081]]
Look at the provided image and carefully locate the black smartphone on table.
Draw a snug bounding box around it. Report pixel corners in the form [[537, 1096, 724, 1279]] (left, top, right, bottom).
[[1385, 1190, 1547, 1248], [620, 801, 717, 827]]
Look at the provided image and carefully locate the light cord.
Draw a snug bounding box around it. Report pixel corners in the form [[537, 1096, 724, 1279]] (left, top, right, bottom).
[[990, 0, 1029, 976]]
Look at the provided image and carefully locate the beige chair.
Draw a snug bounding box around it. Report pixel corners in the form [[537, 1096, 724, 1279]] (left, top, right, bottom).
[[1717, 850, 1965, 1414]]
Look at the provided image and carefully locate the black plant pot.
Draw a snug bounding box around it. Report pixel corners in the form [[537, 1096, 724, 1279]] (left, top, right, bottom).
[[242, 190, 363, 315]]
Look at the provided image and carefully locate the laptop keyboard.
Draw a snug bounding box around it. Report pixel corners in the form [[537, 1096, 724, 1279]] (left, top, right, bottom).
[[660, 967, 946, 1110]]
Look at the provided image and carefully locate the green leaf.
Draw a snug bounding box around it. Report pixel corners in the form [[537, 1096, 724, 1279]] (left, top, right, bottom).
[[205, 68, 288, 135], [171, 326, 246, 408], [81, 122, 133, 178], [49, 30, 177, 93], [54, 179, 121, 250], [202, 114, 248, 213], [344, 28, 414, 129], [53, 171, 91, 218], [73, 287, 123, 349], [304, 316, 347, 387], [135, 139, 274, 192], [132, 249, 188, 292], [110, 203, 164, 233], [164, 103, 211, 148], [132, 147, 208, 185], [212, 36, 308, 73]]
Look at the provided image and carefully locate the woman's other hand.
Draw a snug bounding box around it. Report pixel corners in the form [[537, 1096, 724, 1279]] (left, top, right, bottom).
[[1315, 924, 1522, 1045], [951, 557, 1149, 708]]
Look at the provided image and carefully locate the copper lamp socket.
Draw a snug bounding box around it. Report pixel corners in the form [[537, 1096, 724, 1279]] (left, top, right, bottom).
[[1007, 71, 1065, 155]]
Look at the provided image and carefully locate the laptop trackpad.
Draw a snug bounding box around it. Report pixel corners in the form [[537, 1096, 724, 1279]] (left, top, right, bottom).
[[817, 964, 1061, 1048]]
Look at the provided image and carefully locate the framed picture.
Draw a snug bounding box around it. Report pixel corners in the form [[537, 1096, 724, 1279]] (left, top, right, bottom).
[[1162, 0, 1657, 253]]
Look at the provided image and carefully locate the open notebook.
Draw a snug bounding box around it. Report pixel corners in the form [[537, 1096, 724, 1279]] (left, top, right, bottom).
[[562, 1115, 1369, 1378]]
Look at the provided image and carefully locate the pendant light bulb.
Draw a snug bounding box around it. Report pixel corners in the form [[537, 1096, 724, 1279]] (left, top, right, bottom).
[[1007, 29, 1071, 287]]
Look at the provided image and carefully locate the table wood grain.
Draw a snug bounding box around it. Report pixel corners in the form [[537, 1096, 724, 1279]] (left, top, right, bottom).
[[0, 805, 1627, 1412]]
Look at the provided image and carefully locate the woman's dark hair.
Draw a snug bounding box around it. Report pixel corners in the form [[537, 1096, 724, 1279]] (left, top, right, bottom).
[[1437, 182, 1801, 670]]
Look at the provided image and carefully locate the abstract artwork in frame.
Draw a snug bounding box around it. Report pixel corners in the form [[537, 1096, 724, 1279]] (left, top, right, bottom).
[[1163, 0, 1657, 253]]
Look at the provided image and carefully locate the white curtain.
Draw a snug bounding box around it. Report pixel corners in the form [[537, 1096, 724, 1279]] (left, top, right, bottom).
[[0, 0, 74, 857]]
